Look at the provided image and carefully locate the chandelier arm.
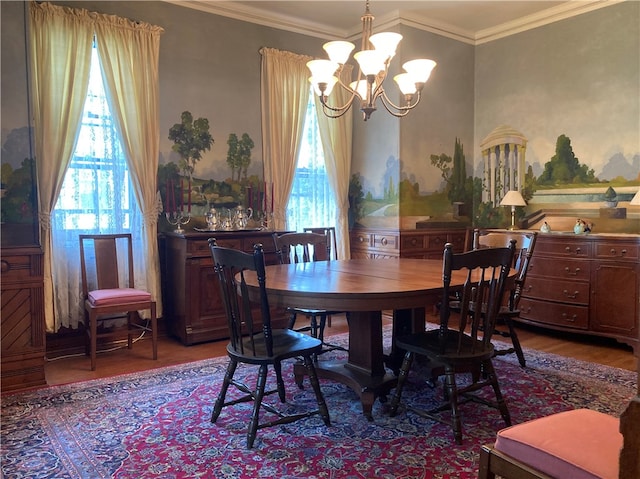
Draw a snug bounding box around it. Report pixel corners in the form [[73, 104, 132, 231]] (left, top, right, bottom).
[[318, 84, 358, 114], [378, 90, 422, 115], [320, 100, 353, 119]]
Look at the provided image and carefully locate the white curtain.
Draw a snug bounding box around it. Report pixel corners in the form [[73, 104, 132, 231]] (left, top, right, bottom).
[[30, 2, 94, 332], [259, 47, 312, 231], [94, 13, 164, 321], [315, 66, 354, 260], [30, 2, 163, 331]]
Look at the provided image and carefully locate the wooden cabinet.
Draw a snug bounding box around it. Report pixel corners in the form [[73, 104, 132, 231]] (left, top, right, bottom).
[[518, 233, 639, 350], [162, 230, 288, 345], [1, 246, 46, 391], [350, 227, 468, 259]]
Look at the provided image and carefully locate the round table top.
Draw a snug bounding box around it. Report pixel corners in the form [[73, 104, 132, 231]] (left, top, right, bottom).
[[246, 258, 466, 312]]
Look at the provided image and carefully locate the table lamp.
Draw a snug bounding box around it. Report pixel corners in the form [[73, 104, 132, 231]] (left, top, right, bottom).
[[630, 189, 640, 205], [500, 190, 527, 230]]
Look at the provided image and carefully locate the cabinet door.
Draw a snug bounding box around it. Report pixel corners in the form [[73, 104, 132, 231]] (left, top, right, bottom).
[[591, 261, 639, 342]]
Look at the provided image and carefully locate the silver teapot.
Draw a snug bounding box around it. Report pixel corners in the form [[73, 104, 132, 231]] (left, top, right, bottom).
[[233, 205, 253, 230], [205, 208, 219, 230]]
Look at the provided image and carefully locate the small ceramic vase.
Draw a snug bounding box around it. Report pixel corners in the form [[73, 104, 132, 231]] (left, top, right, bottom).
[[540, 222, 551, 233], [574, 219, 585, 235]]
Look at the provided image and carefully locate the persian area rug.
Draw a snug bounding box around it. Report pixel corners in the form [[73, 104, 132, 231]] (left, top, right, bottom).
[[1, 331, 636, 479]]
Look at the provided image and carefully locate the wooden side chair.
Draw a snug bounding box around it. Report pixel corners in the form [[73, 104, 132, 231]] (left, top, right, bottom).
[[472, 229, 538, 367], [79, 233, 157, 371], [389, 241, 516, 444], [272, 231, 346, 355], [303, 226, 338, 327], [208, 239, 330, 448]]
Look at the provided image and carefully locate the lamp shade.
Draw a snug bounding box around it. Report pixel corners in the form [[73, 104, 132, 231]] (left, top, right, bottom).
[[500, 190, 527, 207], [630, 189, 640, 205]]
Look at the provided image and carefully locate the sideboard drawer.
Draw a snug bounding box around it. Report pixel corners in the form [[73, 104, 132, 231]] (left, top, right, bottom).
[[523, 276, 590, 305], [528, 256, 590, 281], [595, 242, 639, 261], [519, 297, 589, 330], [0, 252, 41, 281], [533, 238, 591, 258], [351, 231, 373, 248], [373, 233, 399, 251]]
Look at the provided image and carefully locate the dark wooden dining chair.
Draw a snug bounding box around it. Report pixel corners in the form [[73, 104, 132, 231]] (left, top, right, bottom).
[[79, 234, 157, 371], [303, 226, 338, 327], [389, 241, 516, 444], [472, 229, 538, 367], [272, 231, 346, 355], [208, 239, 331, 448]]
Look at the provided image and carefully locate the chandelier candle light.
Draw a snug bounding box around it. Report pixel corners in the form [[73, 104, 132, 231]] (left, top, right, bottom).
[[500, 190, 527, 230], [307, 0, 436, 121]]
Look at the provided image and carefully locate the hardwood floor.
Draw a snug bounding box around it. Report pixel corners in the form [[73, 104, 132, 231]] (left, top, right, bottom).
[[44, 313, 637, 387]]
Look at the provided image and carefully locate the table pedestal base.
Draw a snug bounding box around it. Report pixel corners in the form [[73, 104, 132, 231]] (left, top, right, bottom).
[[293, 359, 397, 420]]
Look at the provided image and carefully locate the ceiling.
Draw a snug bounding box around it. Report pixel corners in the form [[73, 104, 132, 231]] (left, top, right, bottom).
[[172, 0, 618, 44]]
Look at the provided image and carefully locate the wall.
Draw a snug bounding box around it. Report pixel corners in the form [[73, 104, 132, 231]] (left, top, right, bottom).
[[2, 1, 638, 240], [474, 1, 639, 233]]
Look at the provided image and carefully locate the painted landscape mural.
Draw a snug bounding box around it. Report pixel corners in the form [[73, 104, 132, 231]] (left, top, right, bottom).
[[2, 0, 639, 248]]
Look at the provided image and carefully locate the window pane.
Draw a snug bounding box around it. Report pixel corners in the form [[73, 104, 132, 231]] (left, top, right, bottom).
[[287, 96, 337, 232], [53, 45, 137, 233]]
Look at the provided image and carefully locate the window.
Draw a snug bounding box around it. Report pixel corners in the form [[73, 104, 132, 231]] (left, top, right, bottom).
[[53, 44, 141, 233], [50, 42, 143, 327], [286, 95, 337, 232]]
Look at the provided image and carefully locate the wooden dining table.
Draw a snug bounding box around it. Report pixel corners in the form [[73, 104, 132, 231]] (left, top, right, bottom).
[[243, 257, 509, 420]]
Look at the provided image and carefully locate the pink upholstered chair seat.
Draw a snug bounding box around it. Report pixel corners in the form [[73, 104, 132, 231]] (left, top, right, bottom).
[[88, 288, 152, 306], [494, 408, 621, 479]]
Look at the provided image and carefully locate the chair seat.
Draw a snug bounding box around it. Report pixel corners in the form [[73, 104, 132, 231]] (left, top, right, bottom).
[[88, 288, 152, 306], [396, 329, 495, 363], [229, 328, 323, 364], [494, 408, 621, 479]]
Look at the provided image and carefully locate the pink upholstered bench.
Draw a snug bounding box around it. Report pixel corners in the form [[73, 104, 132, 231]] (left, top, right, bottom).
[[478, 408, 622, 479]]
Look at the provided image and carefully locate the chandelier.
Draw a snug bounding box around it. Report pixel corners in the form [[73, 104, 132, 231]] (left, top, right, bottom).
[[307, 1, 437, 121]]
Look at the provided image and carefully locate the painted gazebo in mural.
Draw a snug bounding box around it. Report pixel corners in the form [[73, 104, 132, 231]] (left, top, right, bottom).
[[480, 125, 528, 206]]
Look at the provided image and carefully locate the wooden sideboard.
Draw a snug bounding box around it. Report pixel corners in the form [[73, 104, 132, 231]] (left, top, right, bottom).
[[162, 230, 289, 345], [518, 232, 639, 350], [350, 227, 468, 259], [1, 246, 46, 392]]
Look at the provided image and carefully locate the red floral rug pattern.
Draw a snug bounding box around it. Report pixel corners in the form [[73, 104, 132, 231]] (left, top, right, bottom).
[[1, 333, 636, 479]]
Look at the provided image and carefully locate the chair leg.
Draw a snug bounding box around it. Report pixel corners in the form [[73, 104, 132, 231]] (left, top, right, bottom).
[[212, 359, 237, 423], [505, 318, 526, 367], [389, 351, 414, 416], [150, 304, 158, 360], [127, 312, 134, 350], [302, 356, 331, 426], [443, 366, 463, 445], [273, 360, 286, 402], [90, 312, 97, 371], [247, 364, 268, 449], [485, 359, 511, 427], [287, 310, 297, 330]]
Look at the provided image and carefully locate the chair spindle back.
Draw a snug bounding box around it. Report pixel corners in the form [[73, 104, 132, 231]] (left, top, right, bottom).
[[209, 239, 273, 357]]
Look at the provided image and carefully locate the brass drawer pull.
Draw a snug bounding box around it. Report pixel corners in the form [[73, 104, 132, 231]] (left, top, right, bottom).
[[565, 267, 580, 276], [561, 313, 577, 322], [563, 290, 579, 299]]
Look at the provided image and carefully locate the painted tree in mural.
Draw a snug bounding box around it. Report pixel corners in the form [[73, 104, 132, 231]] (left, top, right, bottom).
[[168, 111, 214, 177], [226, 133, 254, 182], [430, 137, 469, 205], [448, 137, 466, 204], [537, 134, 596, 185]]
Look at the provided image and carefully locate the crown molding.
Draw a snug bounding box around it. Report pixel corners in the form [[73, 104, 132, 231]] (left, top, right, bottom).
[[165, 0, 625, 46], [474, 0, 625, 44]]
